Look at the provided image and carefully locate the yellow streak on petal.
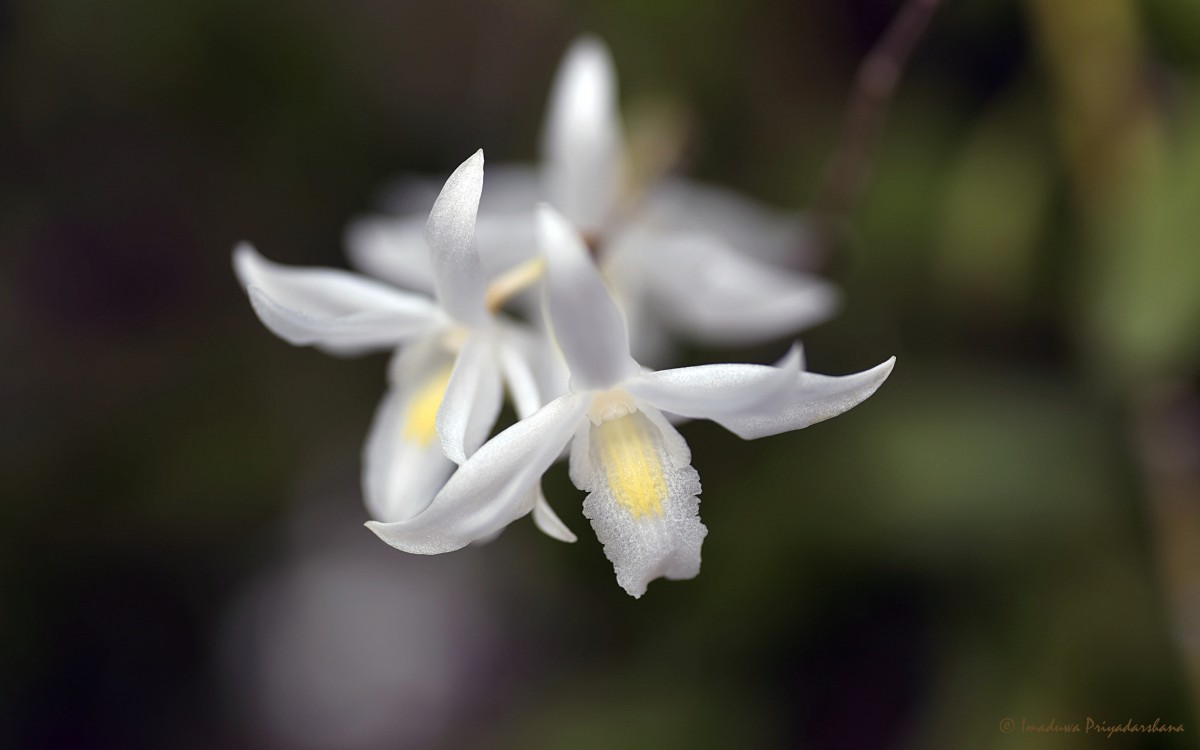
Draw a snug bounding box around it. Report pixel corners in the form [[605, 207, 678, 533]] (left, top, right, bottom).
[[402, 365, 455, 446], [594, 412, 667, 519]]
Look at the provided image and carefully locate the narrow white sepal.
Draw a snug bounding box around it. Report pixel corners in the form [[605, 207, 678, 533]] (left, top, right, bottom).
[[234, 243, 439, 353], [623, 345, 802, 421], [533, 490, 577, 543], [637, 234, 839, 345], [541, 35, 623, 234], [426, 150, 489, 326], [344, 216, 436, 293], [538, 205, 638, 391], [714, 356, 897, 439], [436, 334, 503, 465]]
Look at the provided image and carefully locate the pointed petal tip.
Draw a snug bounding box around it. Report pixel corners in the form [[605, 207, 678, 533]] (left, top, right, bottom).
[[232, 242, 260, 286], [563, 34, 614, 70]]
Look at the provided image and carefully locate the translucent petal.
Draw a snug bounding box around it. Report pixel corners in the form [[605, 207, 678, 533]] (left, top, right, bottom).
[[362, 343, 457, 522], [367, 394, 587, 554], [627, 232, 839, 345], [623, 346, 801, 421], [436, 334, 503, 465], [541, 35, 623, 234], [639, 178, 818, 267], [538, 206, 638, 391], [233, 243, 439, 353], [575, 408, 707, 598], [346, 212, 537, 291], [426, 150, 489, 326], [706, 357, 896, 440], [344, 216, 435, 293]]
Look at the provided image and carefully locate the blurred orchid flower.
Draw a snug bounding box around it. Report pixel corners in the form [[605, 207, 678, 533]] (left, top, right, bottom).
[[235, 151, 573, 540], [368, 207, 894, 598], [347, 35, 838, 364]]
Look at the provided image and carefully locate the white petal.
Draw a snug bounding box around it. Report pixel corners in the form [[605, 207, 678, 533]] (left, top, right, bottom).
[[532, 491, 577, 543], [541, 35, 623, 234], [362, 343, 458, 522], [707, 357, 897, 440], [497, 338, 544, 419], [436, 334, 503, 465], [623, 346, 802, 420], [622, 231, 839, 345], [344, 216, 435, 293], [574, 407, 707, 598], [367, 394, 587, 554], [426, 150, 489, 326], [234, 243, 439, 353], [639, 178, 818, 267], [498, 339, 576, 543], [538, 205, 638, 391]]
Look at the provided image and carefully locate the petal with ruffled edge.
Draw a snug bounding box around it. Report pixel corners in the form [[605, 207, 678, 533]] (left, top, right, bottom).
[[648, 357, 896, 440], [541, 35, 623, 235], [362, 341, 458, 522], [426, 150, 489, 327], [625, 231, 839, 345], [573, 405, 706, 598], [539, 205, 638, 391], [233, 243, 440, 354], [367, 394, 588, 554], [436, 333, 503, 465]]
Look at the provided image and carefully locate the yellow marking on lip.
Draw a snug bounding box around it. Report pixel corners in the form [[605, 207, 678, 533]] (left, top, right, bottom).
[[594, 412, 667, 519], [403, 366, 455, 446]]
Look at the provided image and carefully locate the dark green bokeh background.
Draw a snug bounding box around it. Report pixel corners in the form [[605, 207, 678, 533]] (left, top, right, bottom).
[[4, 0, 1200, 747]]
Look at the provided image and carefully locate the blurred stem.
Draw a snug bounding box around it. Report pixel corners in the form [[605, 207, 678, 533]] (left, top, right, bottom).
[[1025, 0, 1163, 227], [1133, 387, 1200, 721], [1029, 0, 1200, 721], [814, 0, 943, 247]]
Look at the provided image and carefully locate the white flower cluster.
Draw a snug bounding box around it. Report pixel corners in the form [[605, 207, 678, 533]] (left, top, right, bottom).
[[235, 37, 894, 598]]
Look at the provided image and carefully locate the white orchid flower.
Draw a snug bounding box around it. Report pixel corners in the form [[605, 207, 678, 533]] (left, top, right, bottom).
[[368, 206, 894, 598], [234, 151, 573, 539], [347, 35, 838, 365]]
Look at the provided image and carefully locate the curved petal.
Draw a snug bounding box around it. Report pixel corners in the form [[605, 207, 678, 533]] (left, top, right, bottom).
[[538, 205, 638, 391], [362, 342, 458, 522], [497, 338, 544, 419], [344, 216, 435, 294], [704, 357, 896, 440], [540, 35, 623, 234], [367, 394, 587, 554], [532, 491, 577, 543], [234, 243, 440, 353], [573, 407, 706, 598], [436, 334, 503, 465], [426, 150, 489, 326], [623, 345, 802, 420], [627, 231, 839, 345], [639, 178, 818, 266]]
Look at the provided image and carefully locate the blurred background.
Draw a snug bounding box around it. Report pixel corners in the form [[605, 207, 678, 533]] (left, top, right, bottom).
[[3, 0, 1200, 747]]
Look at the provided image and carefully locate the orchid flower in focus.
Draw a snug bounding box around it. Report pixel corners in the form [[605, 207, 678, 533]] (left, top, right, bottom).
[[368, 206, 894, 598], [347, 36, 838, 364], [234, 152, 573, 541]]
